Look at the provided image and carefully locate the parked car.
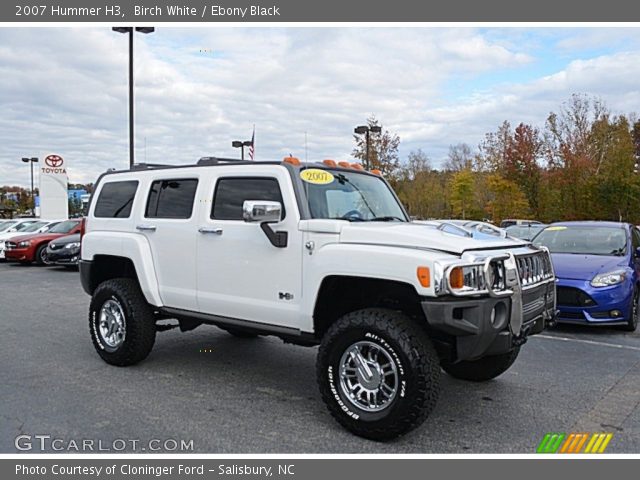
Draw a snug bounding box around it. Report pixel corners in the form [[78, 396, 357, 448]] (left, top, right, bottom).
[[0, 219, 50, 260], [415, 219, 511, 241], [46, 233, 81, 268], [4, 219, 82, 265], [500, 219, 543, 228], [533, 221, 639, 331], [506, 223, 548, 241]]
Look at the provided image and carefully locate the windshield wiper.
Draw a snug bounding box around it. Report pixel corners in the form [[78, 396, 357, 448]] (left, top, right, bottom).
[[369, 216, 405, 222]]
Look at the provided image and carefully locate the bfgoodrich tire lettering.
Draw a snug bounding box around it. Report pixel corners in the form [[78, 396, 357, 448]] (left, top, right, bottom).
[[89, 278, 156, 366], [317, 308, 440, 441], [441, 347, 520, 382]]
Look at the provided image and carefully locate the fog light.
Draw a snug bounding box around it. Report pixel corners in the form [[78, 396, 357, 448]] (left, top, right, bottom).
[[610, 310, 622, 318]]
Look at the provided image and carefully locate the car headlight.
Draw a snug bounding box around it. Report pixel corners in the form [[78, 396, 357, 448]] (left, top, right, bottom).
[[17, 241, 31, 247], [65, 242, 81, 249], [591, 270, 626, 287], [448, 264, 487, 293]]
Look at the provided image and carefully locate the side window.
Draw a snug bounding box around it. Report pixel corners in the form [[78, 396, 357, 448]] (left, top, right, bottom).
[[145, 179, 198, 219], [94, 181, 138, 218], [632, 228, 640, 250], [212, 177, 284, 220]]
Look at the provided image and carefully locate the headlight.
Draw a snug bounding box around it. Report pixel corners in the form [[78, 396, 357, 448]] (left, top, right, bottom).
[[65, 242, 81, 249], [18, 241, 31, 247], [591, 270, 626, 287], [448, 265, 487, 293]]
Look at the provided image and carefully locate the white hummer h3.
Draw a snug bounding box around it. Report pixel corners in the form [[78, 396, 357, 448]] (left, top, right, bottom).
[[80, 157, 557, 440]]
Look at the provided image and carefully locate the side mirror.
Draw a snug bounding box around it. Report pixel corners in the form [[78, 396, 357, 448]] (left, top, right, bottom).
[[242, 200, 287, 248], [243, 200, 282, 224]]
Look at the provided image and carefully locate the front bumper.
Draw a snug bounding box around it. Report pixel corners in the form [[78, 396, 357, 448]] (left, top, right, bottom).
[[556, 278, 633, 326], [422, 280, 556, 361], [4, 247, 33, 262], [46, 247, 80, 266]]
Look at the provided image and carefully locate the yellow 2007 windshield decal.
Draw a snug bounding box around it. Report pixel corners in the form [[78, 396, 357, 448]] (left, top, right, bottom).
[[300, 169, 335, 185]]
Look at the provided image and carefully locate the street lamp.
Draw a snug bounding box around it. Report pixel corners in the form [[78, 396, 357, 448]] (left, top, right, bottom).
[[21, 157, 38, 214], [232, 140, 253, 160], [354, 125, 382, 169], [112, 27, 155, 168]]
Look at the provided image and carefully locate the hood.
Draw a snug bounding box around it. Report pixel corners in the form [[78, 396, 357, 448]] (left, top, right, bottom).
[[49, 233, 80, 247], [338, 222, 528, 255], [8, 232, 63, 244], [551, 253, 628, 281]]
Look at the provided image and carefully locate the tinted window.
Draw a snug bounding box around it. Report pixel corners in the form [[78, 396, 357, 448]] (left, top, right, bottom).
[[145, 179, 198, 219], [49, 220, 79, 234], [212, 178, 284, 220], [94, 181, 138, 218]]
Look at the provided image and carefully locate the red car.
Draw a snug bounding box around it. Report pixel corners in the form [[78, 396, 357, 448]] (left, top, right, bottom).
[[5, 219, 82, 265]]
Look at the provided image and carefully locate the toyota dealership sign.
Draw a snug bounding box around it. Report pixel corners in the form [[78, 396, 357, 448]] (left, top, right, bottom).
[[39, 153, 69, 219]]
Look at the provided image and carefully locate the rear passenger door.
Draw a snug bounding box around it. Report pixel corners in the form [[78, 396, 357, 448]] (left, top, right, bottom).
[[136, 176, 200, 311], [196, 168, 303, 329]]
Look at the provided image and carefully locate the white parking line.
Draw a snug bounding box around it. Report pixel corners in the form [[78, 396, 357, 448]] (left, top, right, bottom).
[[537, 334, 640, 352]]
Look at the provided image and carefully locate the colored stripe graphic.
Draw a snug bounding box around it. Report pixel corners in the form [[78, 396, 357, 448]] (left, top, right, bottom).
[[538, 433, 613, 453]]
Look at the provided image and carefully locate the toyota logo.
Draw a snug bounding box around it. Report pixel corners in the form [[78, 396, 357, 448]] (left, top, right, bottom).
[[45, 155, 64, 168]]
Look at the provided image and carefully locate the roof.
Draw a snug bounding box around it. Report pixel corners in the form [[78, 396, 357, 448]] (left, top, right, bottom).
[[549, 220, 629, 228]]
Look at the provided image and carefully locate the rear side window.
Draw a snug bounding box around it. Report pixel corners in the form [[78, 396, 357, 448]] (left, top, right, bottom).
[[145, 179, 198, 219], [94, 181, 138, 218], [212, 177, 284, 220]]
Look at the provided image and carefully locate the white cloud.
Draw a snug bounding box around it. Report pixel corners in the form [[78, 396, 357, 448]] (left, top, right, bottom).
[[0, 27, 638, 188]]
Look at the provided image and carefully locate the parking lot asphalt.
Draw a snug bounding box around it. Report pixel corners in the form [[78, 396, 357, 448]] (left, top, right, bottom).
[[1, 262, 639, 454]]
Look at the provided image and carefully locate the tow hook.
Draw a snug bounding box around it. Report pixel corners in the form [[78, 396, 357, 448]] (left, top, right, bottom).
[[513, 323, 532, 347]]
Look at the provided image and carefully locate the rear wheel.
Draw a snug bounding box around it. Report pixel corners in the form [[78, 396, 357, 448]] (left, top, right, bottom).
[[441, 347, 520, 382], [89, 278, 156, 366], [621, 287, 639, 332], [317, 308, 441, 441]]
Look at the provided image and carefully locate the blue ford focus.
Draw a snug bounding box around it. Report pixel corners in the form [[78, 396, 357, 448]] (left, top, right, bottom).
[[533, 221, 639, 331]]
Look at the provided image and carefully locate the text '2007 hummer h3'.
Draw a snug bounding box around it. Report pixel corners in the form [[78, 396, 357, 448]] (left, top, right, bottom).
[[80, 156, 557, 440]]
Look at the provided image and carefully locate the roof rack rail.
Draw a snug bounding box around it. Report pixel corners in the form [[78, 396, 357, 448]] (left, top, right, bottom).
[[130, 163, 174, 170], [197, 157, 247, 165]]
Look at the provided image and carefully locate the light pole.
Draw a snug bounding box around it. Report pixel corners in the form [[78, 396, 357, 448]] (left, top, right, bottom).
[[21, 157, 38, 214], [232, 140, 253, 160], [112, 27, 155, 168], [354, 125, 382, 169]]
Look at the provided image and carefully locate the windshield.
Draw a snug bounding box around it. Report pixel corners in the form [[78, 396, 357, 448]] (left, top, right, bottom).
[[22, 221, 48, 233], [14, 221, 37, 231], [533, 226, 627, 256], [49, 220, 78, 234], [0, 221, 18, 232], [303, 169, 407, 222]]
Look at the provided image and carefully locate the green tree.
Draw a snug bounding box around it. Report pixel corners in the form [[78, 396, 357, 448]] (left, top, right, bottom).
[[448, 169, 477, 219], [484, 174, 530, 224]]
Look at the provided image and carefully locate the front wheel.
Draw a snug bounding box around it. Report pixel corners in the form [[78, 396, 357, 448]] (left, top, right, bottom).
[[441, 347, 520, 382], [35, 244, 50, 266], [316, 308, 441, 441], [621, 287, 639, 332], [89, 278, 156, 366]]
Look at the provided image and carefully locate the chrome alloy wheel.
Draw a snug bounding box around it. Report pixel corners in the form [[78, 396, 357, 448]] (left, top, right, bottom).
[[339, 340, 398, 412], [98, 299, 126, 349]]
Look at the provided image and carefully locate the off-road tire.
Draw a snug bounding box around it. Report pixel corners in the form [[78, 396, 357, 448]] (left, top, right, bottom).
[[35, 244, 49, 266], [441, 347, 520, 382], [621, 287, 639, 332], [317, 308, 441, 441], [89, 278, 156, 366]]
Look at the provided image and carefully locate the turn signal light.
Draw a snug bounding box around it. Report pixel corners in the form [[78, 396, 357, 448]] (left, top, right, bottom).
[[283, 156, 301, 166], [322, 159, 337, 167], [449, 267, 464, 289], [417, 267, 431, 288]]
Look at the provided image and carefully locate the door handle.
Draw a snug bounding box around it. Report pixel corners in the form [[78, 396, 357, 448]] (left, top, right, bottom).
[[136, 224, 157, 232], [198, 227, 223, 235]]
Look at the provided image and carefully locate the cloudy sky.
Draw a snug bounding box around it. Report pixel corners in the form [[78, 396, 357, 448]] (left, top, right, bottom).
[[1, 27, 640, 187]]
